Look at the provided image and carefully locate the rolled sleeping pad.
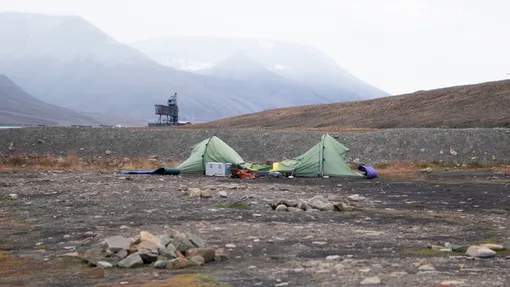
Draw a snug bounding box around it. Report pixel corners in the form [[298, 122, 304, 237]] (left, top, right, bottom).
[[357, 165, 378, 179], [152, 168, 181, 175]]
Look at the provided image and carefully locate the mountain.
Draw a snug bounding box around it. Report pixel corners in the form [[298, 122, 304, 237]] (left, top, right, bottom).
[[188, 80, 510, 129], [0, 75, 101, 126], [131, 36, 390, 101], [0, 12, 388, 123]]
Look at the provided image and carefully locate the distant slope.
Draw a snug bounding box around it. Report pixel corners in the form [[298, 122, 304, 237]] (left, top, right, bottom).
[[0, 75, 101, 126], [191, 80, 510, 129], [131, 35, 390, 101]]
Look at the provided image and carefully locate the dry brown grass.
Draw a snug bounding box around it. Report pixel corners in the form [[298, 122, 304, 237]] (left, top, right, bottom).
[[0, 153, 179, 172], [373, 160, 507, 177]]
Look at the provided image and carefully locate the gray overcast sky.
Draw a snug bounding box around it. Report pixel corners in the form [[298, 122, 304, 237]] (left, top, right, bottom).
[[1, 0, 509, 95]]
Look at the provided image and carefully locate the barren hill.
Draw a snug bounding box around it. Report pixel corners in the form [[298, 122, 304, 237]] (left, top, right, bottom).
[[191, 80, 510, 129], [0, 75, 100, 126]]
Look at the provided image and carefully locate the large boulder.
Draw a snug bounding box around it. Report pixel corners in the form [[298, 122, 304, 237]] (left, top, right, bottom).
[[308, 195, 329, 210], [117, 253, 144, 268], [137, 241, 160, 263], [104, 235, 132, 252], [466, 245, 496, 258]]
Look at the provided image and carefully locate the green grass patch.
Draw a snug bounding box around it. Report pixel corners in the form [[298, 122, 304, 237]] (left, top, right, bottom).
[[213, 203, 249, 209]]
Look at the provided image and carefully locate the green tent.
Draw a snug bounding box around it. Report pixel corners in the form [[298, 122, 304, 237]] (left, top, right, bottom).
[[177, 136, 245, 174], [275, 134, 360, 177]]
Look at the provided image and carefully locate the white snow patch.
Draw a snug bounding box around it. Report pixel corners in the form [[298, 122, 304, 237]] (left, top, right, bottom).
[[258, 40, 274, 50], [160, 58, 214, 71]]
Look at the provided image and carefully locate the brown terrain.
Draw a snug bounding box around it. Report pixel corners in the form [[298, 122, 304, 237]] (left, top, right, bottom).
[[188, 80, 510, 130]]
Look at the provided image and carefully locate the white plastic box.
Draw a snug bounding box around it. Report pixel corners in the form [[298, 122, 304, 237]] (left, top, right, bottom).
[[205, 162, 232, 176]]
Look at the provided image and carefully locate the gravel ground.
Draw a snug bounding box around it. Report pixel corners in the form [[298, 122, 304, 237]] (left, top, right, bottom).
[[1, 127, 510, 164], [1, 171, 509, 286]]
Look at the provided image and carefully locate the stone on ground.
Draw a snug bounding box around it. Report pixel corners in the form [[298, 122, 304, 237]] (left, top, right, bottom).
[[325, 255, 341, 260], [116, 249, 128, 260], [439, 280, 465, 286], [167, 257, 189, 269], [327, 194, 344, 202], [140, 231, 161, 244], [137, 241, 160, 263], [502, 242, 510, 250], [348, 194, 365, 201], [187, 233, 206, 248], [186, 247, 216, 263], [321, 203, 335, 211], [97, 261, 113, 268], [188, 255, 205, 266], [360, 276, 381, 285], [83, 247, 104, 266], [104, 235, 132, 252], [297, 199, 308, 211], [481, 243, 504, 251], [153, 260, 167, 269], [157, 234, 173, 247], [188, 188, 202, 198], [334, 201, 354, 212], [418, 264, 436, 271], [283, 199, 298, 207], [308, 195, 329, 210], [288, 207, 303, 212], [165, 244, 177, 258], [275, 204, 288, 211], [173, 235, 195, 253], [219, 191, 228, 198], [200, 189, 212, 198], [466, 245, 496, 258], [215, 248, 231, 261], [118, 253, 144, 268]]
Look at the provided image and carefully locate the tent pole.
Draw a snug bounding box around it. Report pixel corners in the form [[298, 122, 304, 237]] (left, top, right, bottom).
[[202, 136, 214, 175]]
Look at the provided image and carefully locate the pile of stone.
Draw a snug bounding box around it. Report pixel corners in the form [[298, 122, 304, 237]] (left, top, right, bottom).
[[82, 229, 230, 269], [428, 242, 510, 258], [268, 194, 362, 212]]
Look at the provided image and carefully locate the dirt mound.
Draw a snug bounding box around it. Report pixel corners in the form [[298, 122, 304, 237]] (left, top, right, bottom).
[[190, 79, 510, 129]]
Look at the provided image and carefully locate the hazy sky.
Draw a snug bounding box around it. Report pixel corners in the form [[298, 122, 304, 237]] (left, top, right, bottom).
[[1, 0, 509, 94]]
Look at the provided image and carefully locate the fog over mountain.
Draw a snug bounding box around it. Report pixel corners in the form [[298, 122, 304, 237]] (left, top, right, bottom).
[[0, 74, 100, 126], [0, 12, 388, 124]]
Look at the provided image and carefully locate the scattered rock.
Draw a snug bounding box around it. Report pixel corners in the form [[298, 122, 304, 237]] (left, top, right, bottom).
[[439, 280, 465, 286], [215, 248, 231, 261], [312, 241, 327, 245], [158, 234, 173, 247], [348, 194, 365, 201], [503, 242, 510, 250], [188, 188, 202, 198], [83, 247, 104, 266], [165, 244, 177, 258], [225, 244, 236, 248], [104, 235, 132, 252], [119, 225, 130, 230], [287, 207, 303, 212], [201, 189, 212, 198], [334, 201, 354, 211], [188, 255, 205, 266], [8, 194, 18, 200], [97, 261, 113, 268], [466, 245, 496, 258], [327, 194, 344, 202], [187, 233, 205, 248], [153, 260, 167, 269], [219, 191, 228, 198], [116, 249, 128, 260], [297, 199, 308, 211], [140, 231, 161, 244], [448, 244, 469, 252], [282, 199, 297, 207], [186, 248, 215, 263], [118, 253, 144, 268], [88, 267, 105, 279], [481, 243, 504, 251], [167, 257, 189, 269], [275, 283, 289, 287], [360, 276, 381, 285], [321, 202, 335, 211], [275, 204, 288, 211], [308, 195, 329, 210], [105, 150, 112, 155], [388, 271, 408, 277], [325, 255, 340, 260], [137, 241, 160, 263], [173, 235, 194, 253], [418, 264, 436, 271]]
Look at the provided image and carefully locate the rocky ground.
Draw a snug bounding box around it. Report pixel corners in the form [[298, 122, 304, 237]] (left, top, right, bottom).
[[0, 171, 509, 287]]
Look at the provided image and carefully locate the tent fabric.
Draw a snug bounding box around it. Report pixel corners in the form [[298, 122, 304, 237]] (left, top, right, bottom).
[[177, 136, 245, 174], [273, 134, 360, 177]]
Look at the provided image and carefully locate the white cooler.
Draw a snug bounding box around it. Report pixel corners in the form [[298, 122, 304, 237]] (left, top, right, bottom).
[[205, 162, 232, 176]]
